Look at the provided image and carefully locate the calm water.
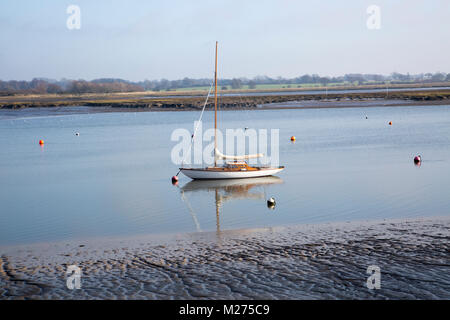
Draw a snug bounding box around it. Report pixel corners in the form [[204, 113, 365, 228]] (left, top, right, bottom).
[[1, 105, 450, 245]]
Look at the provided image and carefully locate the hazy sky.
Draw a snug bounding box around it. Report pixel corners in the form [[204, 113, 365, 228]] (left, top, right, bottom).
[[1, 0, 449, 81]]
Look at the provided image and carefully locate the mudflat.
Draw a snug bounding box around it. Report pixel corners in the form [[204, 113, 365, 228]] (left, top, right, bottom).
[[1, 217, 448, 299], [1, 87, 450, 112]]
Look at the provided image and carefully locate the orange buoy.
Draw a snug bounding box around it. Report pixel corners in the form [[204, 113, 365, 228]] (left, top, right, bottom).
[[290, 136, 296, 141], [39, 139, 44, 145], [414, 155, 421, 164], [171, 175, 179, 185], [388, 121, 392, 125]]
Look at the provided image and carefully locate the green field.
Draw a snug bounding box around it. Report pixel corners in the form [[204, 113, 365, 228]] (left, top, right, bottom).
[[166, 82, 354, 92]]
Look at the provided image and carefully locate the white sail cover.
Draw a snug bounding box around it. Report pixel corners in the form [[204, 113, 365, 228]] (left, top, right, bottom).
[[215, 148, 263, 161]]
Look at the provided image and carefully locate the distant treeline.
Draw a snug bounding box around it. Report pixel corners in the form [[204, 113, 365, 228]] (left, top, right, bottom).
[[1, 72, 449, 95], [0, 78, 143, 95]]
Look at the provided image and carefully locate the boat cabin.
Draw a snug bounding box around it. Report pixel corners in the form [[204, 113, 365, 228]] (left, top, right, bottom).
[[223, 161, 257, 171]]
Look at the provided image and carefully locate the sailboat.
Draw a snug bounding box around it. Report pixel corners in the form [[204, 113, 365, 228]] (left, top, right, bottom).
[[179, 42, 285, 180]]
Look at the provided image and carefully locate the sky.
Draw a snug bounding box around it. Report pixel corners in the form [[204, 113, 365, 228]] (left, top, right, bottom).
[[0, 0, 449, 81]]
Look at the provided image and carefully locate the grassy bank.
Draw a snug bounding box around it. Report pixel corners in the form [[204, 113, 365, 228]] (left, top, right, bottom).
[[1, 88, 450, 111]]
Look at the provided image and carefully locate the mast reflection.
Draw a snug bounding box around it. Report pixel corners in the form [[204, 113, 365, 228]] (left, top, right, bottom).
[[180, 176, 283, 234]]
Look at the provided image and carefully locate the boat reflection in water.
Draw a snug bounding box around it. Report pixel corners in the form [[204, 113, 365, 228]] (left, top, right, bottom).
[[179, 176, 283, 234]]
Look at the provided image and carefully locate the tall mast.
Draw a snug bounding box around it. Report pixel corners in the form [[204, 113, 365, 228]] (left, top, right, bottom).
[[214, 41, 218, 167]]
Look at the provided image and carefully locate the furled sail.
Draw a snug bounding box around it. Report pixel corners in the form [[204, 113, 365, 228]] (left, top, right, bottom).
[[214, 148, 263, 161]]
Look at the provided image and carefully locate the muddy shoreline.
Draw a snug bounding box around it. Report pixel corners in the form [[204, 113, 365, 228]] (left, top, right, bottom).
[[1, 217, 449, 300], [1, 89, 450, 112], [1, 98, 450, 117]]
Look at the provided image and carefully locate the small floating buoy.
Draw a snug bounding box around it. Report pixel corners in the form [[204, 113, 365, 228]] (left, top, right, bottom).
[[171, 175, 179, 185], [365, 116, 368, 119], [389, 121, 392, 125], [267, 197, 276, 209], [414, 155, 421, 164], [290, 136, 296, 142], [39, 139, 44, 145], [75, 132, 80, 136]]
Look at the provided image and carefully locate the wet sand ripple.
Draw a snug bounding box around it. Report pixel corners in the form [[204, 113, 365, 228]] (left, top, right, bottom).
[[0, 218, 449, 299]]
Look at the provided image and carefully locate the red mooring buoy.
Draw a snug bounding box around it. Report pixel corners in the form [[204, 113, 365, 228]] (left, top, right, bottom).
[[39, 139, 44, 145], [414, 155, 421, 164], [171, 175, 179, 184]]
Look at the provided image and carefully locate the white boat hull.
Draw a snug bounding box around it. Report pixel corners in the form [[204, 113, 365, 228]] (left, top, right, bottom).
[[179, 167, 284, 180]]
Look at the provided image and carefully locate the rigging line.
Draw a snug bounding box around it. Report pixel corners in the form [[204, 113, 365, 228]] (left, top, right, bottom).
[[193, 77, 214, 142], [180, 190, 202, 232], [177, 77, 215, 175]]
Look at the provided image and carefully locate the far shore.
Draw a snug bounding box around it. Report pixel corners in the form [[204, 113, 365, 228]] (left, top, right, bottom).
[[1, 87, 450, 113]]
